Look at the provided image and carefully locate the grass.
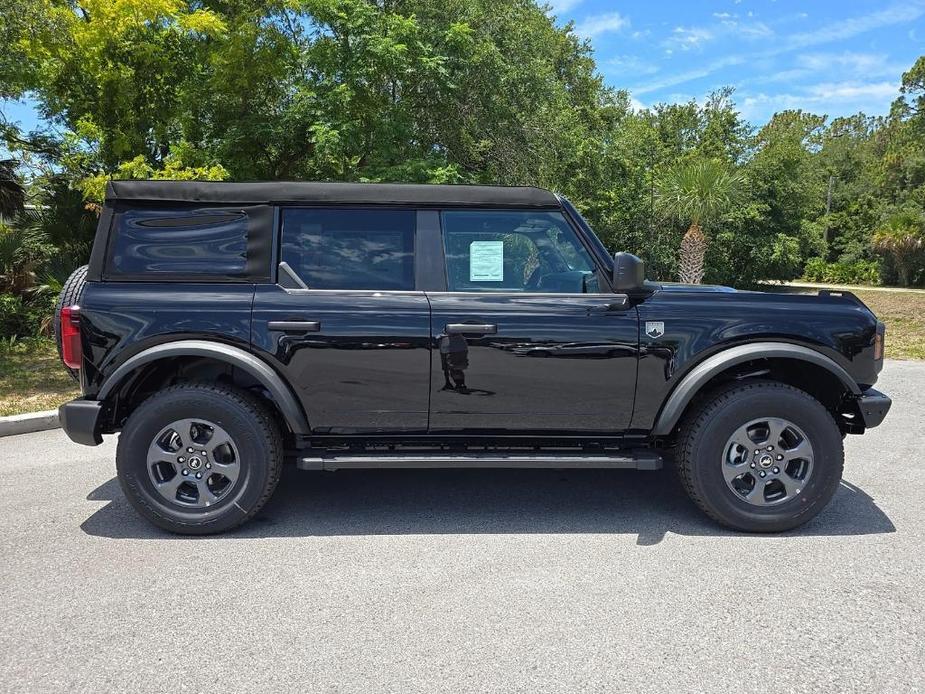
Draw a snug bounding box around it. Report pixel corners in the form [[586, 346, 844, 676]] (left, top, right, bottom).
[[0, 338, 80, 416], [852, 289, 925, 361]]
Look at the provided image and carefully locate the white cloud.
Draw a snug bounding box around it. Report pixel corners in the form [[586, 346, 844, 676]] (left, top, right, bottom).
[[663, 25, 715, 51], [808, 81, 900, 101], [712, 12, 774, 39], [661, 14, 772, 53], [736, 21, 773, 39], [604, 54, 660, 77], [800, 52, 883, 72], [632, 1, 925, 95], [757, 67, 815, 84], [783, 2, 925, 51], [753, 52, 909, 86], [632, 54, 748, 94], [799, 51, 908, 79], [545, 0, 583, 16], [574, 11, 629, 38], [739, 80, 900, 121]]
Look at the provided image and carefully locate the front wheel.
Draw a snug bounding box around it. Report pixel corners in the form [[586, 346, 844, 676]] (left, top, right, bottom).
[[676, 380, 844, 532], [116, 384, 282, 534]]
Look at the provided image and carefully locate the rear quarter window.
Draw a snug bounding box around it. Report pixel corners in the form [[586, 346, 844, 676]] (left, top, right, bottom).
[[107, 207, 252, 278]]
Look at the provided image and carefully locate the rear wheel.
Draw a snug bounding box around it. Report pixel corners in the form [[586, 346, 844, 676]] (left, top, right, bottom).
[[53, 264, 88, 381], [116, 384, 282, 535], [676, 380, 843, 532]]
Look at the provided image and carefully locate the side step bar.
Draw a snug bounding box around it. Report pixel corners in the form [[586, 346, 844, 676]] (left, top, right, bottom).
[[297, 450, 663, 471]]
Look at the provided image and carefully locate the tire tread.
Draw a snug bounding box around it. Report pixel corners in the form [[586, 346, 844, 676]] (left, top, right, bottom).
[[116, 382, 283, 535], [676, 379, 844, 531]]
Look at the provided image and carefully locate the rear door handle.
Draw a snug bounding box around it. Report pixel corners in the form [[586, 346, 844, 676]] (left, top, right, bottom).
[[268, 320, 321, 333], [446, 323, 497, 335]]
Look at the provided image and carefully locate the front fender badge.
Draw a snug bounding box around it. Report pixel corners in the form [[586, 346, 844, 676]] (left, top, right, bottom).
[[645, 321, 665, 338]]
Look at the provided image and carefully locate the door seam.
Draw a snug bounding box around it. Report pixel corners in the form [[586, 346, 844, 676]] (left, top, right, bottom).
[[424, 291, 434, 432]]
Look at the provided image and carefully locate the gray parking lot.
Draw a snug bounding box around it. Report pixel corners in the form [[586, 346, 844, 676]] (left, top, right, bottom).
[[1, 361, 923, 693]]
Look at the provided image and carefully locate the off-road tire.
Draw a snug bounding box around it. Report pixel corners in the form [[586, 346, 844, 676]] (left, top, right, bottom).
[[676, 380, 844, 532], [116, 383, 283, 535], [53, 264, 88, 381]]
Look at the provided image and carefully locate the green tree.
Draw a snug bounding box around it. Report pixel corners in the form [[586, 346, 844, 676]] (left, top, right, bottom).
[[0, 160, 26, 219], [897, 56, 925, 121], [872, 211, 924, 287], [4, 0, 609, 193], [703, 109, 828, 288], [656, 158, 746, 284], [813, 114, 881, 263]]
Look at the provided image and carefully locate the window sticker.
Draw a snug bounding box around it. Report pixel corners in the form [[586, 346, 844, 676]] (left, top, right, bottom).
[[469, 241, 504, 281]]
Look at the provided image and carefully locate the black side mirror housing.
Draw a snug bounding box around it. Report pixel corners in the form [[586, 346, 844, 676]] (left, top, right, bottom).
[[612, 252, 646, 293]]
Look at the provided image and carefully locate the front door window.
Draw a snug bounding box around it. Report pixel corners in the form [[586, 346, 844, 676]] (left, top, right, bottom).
[[441, 210, 601, 294]]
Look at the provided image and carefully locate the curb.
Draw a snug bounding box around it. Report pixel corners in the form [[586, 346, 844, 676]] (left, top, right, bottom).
[[0, 410, 60, 437]]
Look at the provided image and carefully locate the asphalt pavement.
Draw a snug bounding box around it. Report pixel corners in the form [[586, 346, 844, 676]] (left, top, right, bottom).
[[1, 361, 923, 693]]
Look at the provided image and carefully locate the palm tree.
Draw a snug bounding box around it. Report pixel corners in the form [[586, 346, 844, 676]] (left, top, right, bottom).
[[0, 225, 44, 293], [872, 212, 924, 287], [0, 160, 26, 222], [656, 158, 746, 284]]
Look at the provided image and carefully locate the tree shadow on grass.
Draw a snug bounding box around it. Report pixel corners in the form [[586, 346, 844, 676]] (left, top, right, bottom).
[[80, 465, 895, 545]]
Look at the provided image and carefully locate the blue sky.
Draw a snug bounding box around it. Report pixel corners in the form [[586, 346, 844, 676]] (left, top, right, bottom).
[[3, 0, 924, 133], [551, 0, 925, 122]]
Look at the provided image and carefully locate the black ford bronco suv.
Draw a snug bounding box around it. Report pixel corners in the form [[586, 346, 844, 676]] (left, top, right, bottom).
[[56, 181, 891, 535]]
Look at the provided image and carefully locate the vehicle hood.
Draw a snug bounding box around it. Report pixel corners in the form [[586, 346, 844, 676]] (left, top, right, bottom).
[[655, 282, 739, 293]]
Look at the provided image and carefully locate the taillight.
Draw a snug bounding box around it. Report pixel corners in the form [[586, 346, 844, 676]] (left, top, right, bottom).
[[874, 322, 885, 361], [60, 306, 82, 369]]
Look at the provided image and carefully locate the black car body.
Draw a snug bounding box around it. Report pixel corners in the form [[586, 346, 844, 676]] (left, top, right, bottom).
[[57, 181, 891, 534]]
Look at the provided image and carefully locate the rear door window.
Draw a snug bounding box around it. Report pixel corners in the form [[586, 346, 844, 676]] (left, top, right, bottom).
[[280, 209, 415, 290]]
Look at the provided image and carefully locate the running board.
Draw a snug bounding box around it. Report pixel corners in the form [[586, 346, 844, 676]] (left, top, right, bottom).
[[297, 450, 662, 471]]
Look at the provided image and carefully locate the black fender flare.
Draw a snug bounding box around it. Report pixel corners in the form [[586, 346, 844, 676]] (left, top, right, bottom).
[[651, 342, 861, 436], [97, 340, 310, 435]]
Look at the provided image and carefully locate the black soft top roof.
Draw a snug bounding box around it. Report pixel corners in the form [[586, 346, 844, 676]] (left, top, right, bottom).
[[105, 180, 560, 208]]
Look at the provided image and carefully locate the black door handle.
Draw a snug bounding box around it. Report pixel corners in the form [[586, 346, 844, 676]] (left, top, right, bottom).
[[446, 323, 498, 335], [268, 320, 321, 332]]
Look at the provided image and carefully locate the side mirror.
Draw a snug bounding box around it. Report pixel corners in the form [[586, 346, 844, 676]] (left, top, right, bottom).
[[612, 252, 646, 293]]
